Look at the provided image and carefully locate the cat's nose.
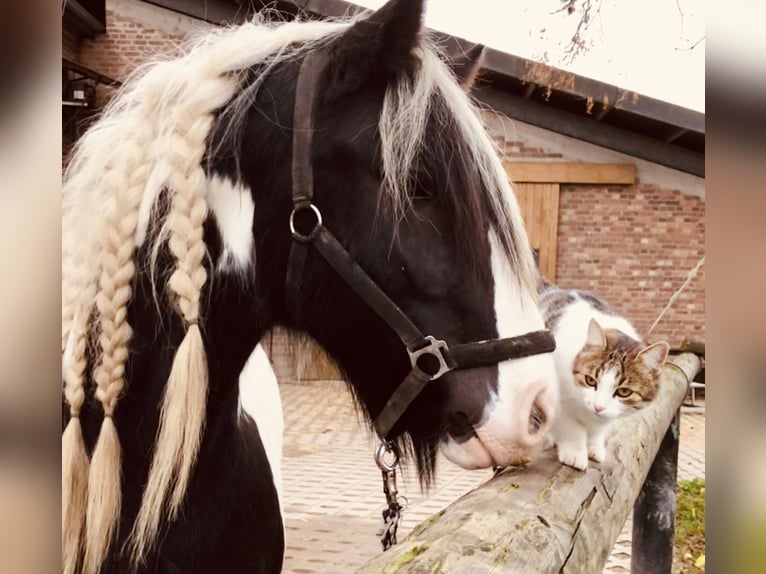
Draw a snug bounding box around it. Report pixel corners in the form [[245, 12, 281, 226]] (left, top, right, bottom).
[[594, 404, 605, 413]]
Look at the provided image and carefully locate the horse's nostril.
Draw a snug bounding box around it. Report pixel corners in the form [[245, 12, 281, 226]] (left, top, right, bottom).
[[528, 401, 546, 435], [447, 411, 476, 441]]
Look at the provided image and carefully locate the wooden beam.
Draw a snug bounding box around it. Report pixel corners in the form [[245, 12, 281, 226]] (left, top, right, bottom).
[[63, 58, 122, 87], [595, 107, 611, 121], [474, 49, 705, 135], [475, 87, 705, 177], [666, 127, 688, 144], [359, 354, 699, 574], [505, 162, 636, 185], [142, 0, 257, 24]]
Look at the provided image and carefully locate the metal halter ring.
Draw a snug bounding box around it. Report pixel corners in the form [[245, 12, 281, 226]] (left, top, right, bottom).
[[289, 203, 323, 243], [408, 335, 451, 380], [375, 441, 400, 472]]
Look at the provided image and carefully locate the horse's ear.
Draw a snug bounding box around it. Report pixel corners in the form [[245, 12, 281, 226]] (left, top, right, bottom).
[[450, 44, 485, 91], [331, 0, 424, 88]]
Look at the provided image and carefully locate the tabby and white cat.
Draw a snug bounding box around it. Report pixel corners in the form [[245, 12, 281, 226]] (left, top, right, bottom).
[[539, 283, 670, 470]]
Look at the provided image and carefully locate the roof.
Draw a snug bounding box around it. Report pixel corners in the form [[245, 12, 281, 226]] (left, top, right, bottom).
[[142, 0, 705, 176], [63, 0, 107, 37]]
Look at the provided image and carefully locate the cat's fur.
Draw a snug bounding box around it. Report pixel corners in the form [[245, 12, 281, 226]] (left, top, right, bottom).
[[539, 283, 670, 470]]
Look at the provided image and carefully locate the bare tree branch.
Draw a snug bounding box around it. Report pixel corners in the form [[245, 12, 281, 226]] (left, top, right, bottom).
[[545, 1, 701, 63], [675, 35, 705, 51], [551, 0, 577, 16], [560, 0, 605, 64]]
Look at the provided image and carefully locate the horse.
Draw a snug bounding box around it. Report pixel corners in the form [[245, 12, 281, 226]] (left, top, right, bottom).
[[61, 1, 559, 572]]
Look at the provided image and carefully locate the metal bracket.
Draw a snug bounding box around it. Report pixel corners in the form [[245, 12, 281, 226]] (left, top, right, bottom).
[[408, 335, 451, 380]]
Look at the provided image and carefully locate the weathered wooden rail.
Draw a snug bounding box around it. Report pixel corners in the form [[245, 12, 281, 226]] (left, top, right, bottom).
[[359, 353, 700, 574]]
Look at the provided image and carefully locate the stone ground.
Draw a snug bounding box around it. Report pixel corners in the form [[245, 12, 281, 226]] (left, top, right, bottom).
[[279, 380, 705, 573]]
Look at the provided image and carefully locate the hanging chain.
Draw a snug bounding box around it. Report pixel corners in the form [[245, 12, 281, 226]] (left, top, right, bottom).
[[374, 441, 406, 550]]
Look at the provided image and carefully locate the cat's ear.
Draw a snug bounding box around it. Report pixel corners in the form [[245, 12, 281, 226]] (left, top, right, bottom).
[[585, 319, 606, 348], [637, 341, 670, 371]]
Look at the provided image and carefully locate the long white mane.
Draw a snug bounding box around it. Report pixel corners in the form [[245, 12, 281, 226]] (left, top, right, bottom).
[[61, 11, 536, 574]]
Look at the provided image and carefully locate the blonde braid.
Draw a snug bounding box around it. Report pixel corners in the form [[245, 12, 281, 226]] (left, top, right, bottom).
[[129, 73, 235, 565], [59, 17, 355, 574], [83, 139, 152, 574], [61, 306, 92, 574]]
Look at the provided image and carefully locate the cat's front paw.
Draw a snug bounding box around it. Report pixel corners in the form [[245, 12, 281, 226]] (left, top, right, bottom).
[[557, 446, 588, 470], [588, 443, 606, 463]]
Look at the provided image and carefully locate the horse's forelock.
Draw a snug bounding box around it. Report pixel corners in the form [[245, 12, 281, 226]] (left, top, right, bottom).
[[377, 45, 538, 296]]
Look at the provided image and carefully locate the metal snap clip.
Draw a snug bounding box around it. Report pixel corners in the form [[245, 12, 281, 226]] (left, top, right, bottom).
[[374, 441, 400, 472]]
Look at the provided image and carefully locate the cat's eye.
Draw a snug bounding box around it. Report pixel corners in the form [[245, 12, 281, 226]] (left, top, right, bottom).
[[584, 375, 598, 387], [614, 387, 633, 398]]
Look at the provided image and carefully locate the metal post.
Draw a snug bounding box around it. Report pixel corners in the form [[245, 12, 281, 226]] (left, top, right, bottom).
[[631, 410, 681, 574]]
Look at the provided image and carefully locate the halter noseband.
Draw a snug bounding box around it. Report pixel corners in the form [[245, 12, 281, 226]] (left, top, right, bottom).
[[285, 51, 556, 440]]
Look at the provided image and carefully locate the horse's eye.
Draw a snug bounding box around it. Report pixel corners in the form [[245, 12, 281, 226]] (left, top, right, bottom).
[[584, 375, 597, 387], [412, 165, 436, 201], [412, 187, 435, 201], [614, 387, 633, 398]]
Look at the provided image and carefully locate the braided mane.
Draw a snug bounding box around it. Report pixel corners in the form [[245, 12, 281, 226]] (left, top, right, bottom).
[[61, 17, 347, 574]]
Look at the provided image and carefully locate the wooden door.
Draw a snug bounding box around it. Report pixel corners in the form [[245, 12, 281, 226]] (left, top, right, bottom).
[[505, 162, 636, 282], [513, 182, 560, 281]]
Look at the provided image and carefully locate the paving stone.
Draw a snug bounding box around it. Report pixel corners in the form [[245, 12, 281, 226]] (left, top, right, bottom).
[[279, 380, 705, 573]]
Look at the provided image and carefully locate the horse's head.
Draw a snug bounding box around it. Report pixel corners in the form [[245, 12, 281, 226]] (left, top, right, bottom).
[[265, 0, 558, 476]]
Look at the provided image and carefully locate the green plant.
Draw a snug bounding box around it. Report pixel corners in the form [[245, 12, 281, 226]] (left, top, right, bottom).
[[674, 478, 705, 573]]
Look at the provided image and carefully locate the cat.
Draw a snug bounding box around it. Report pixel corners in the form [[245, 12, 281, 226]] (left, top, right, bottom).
[[539, 282, 670, 470]]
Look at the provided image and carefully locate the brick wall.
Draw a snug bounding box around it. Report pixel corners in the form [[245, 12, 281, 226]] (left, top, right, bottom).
[[556, 184, 704, 346], [485, 113, 706, 347], [494, 137, 564, 160], [79, 0, 208, 103], [63, 27, 81, 61]]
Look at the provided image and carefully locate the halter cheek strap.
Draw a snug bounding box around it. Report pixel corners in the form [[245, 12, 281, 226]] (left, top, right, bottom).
[[285, 51, 556, 440]]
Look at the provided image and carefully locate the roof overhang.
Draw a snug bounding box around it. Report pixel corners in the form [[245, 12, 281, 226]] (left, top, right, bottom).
[[296, 1, 705, 177], [63, 0, 107, 37], [137, 0, 705, 177]]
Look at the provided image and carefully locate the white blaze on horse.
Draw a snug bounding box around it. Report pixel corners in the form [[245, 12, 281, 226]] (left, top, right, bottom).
[[61, 0, 558, 572]]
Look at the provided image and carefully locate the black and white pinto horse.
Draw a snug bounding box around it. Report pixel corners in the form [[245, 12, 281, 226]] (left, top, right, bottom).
[[61, 1, 559, 572]]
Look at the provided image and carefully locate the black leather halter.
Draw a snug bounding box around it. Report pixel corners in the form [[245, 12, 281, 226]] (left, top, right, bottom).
[[285, 52, 555, 439]]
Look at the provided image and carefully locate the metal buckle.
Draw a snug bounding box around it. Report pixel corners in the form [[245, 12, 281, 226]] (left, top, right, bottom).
[[289, 203, 322, 243], [408, 335, 451, 380]]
